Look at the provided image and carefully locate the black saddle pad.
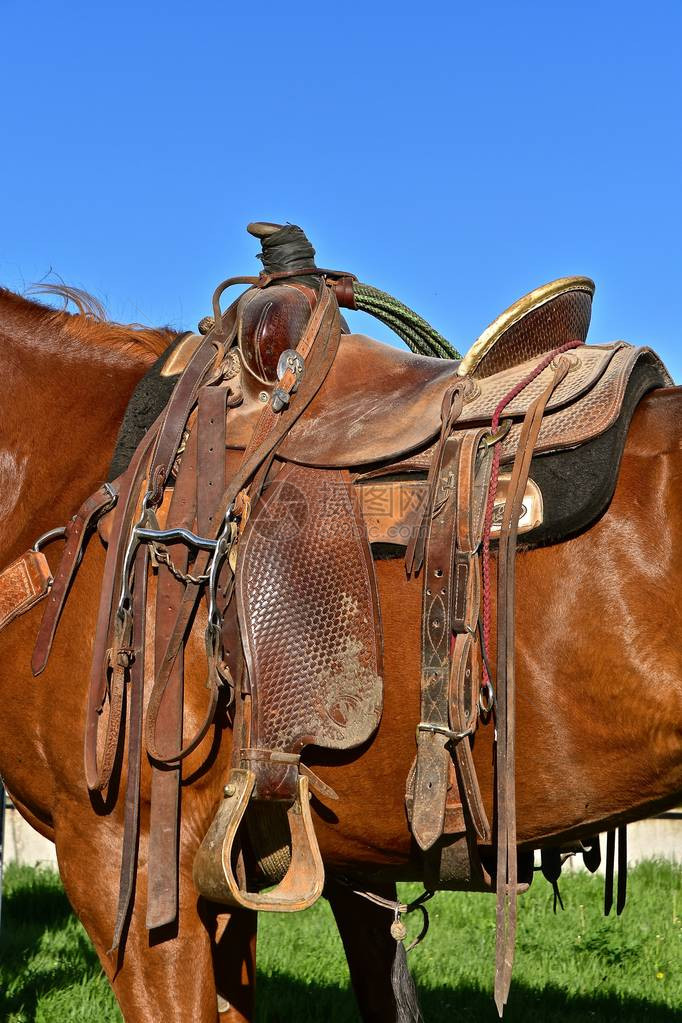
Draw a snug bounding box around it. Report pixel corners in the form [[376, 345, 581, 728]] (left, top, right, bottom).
[[525, 357, 666, 546]]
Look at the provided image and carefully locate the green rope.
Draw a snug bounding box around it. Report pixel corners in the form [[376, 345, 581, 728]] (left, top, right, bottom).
[[355, 287, 453, 359], [353, 282, 461, 361], [356, 295, 436, 357], [358, 302, 435, 357]]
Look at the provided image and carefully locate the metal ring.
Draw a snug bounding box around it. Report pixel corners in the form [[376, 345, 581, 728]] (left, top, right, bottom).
[[481, 418, 512, 449], [33, 526, 67, 553], [479, 681, 495, 716]]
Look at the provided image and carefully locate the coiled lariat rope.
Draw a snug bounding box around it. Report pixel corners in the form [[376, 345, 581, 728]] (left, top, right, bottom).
[[353, 281, 461, 361]]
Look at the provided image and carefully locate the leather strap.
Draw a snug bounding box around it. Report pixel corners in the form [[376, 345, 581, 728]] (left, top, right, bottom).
[[412, 430, 466, 851], [84, 423, 160, 791], [617, 825, 628, 914], [494, 357, 571, 1015], [110, 544, 148, 952], [604, 826, 628, 916], [32, 484, 116, 675], [405, 384, 465, 575], [0, 550, 52, 633], [146, 423, 199, 930], [448, 429, 491, 841], [144, 387, 228, 766], [145, 300, 238, 506], [197, 385, 229, 535]]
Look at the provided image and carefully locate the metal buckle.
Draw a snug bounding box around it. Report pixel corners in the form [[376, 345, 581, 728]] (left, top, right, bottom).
[[416, 722, 473, 743]]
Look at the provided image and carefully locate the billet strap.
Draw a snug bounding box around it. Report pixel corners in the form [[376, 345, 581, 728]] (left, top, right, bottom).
[[0, 550, 52, 633], [32, 484, 117, 675], [494, 356, 571, 1016], [448, 428, 492, 841], [412, 428, 468, 851]]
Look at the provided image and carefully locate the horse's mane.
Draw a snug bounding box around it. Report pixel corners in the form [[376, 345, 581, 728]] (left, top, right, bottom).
[[0, 284, 175, 359]]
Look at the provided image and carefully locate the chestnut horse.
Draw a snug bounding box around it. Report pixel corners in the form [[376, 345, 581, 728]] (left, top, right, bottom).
[[1, 287, 681, 1022]]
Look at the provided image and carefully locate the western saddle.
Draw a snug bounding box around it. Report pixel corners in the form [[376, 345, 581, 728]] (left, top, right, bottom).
[[1, 222, 670, 1012]]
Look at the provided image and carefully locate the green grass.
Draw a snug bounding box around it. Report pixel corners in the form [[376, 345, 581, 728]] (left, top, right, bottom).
[[1, 861, 681, 1021]]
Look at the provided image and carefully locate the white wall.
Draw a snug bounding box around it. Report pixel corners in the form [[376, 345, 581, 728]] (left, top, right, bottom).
[[3, 805, 58, 869], [2, 805, 679, 875]]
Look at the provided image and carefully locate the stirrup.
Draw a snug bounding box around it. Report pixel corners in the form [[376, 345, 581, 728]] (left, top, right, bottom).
[[193, 769, 324, 911]]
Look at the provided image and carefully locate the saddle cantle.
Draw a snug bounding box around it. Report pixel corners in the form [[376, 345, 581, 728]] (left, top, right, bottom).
[[459, 275, 595, 378], [7, 222, 670, 1010]]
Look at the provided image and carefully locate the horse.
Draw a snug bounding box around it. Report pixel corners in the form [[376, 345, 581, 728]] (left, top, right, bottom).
[[1, 279, 681, 1022]]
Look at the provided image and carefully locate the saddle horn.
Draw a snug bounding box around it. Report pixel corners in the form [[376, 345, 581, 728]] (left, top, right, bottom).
[[247, 221, 319, 277], [246, 221, 286, 239]]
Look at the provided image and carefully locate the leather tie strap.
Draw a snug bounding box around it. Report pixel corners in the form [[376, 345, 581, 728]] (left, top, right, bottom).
[[494, 356, 572, 1016]]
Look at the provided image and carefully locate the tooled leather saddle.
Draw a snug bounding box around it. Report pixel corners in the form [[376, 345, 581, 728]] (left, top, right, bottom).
[[4, 221, 670, 1012]]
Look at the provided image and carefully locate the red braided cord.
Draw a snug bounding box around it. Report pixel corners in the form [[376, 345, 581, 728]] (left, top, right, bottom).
[[480, 339, 584, 691]]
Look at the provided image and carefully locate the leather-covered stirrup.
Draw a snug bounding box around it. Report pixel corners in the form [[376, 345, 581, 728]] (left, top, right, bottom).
[[193, 770, 324, 912]]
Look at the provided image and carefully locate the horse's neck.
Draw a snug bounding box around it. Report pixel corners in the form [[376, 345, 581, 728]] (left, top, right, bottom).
[[0, 294, 157, 560]]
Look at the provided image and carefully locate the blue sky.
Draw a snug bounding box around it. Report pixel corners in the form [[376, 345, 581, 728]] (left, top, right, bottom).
[[2, 2, 681, 377]]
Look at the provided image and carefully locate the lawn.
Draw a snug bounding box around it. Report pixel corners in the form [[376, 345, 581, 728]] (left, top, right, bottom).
[[1, 861, 680, 1021]]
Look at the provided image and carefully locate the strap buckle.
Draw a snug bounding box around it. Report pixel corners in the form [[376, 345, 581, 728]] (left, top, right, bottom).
[[416, 722, 473, 743]]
